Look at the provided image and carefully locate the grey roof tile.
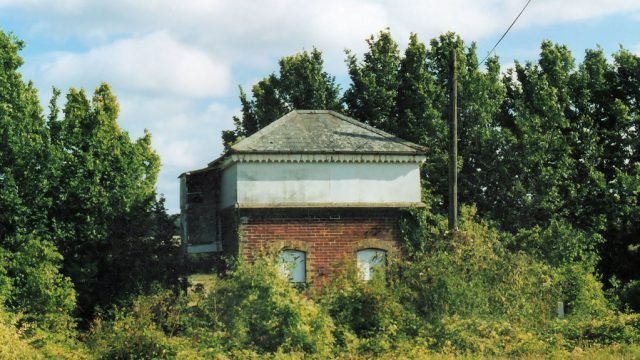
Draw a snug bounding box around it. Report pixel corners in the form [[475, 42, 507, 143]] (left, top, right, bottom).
[[231, 110, 427, 154]]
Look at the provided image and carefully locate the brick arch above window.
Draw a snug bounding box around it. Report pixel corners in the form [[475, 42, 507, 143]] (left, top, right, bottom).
[[351, 238, 399, 259], [267, 239, 312, 254]]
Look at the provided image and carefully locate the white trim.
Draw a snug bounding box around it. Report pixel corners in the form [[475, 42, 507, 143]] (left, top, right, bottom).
[[233, 202, 426, 209], [187, 243, 222, 254], [228, 153, 425, 164]]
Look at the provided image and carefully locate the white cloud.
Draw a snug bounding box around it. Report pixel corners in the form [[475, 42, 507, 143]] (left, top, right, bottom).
[[521, 0, 640, 27], [6, 1, 640, 50], [6, 0, 640, 212], [152, 102, 238, 212], [32, 31, 229, 98], [114, 94, 237, 212], [12, 1, 640, 85]]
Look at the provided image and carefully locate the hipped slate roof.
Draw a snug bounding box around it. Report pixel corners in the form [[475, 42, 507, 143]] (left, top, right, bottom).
[[229, 110, 427, 155]]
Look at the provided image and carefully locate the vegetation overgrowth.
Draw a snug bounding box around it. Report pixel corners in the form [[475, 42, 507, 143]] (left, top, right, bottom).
[[1, 26, 639, 358]]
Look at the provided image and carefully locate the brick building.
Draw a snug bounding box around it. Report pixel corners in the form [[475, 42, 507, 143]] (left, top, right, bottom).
[[179, 110, 426, 284]]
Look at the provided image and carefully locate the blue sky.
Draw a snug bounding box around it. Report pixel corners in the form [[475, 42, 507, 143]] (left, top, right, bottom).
[[1, 0, 639, 213]]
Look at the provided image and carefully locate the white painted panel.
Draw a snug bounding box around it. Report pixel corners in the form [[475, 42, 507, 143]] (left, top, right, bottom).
[[220, 164, 237, 208], [279, 250, 306, 283], [187, 243, 222, 254], [357, 248, 386, 281], [235, 162, 421, 205]]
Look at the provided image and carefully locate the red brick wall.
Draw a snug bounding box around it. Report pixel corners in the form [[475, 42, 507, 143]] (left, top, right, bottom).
[[237, 209, 401, 286]]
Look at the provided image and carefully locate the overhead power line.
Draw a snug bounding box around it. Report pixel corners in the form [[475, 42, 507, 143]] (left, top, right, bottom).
[[479, 0, 534, 66]]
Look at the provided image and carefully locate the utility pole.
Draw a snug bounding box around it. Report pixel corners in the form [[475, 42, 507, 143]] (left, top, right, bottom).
[[448, 49, 458, 231]]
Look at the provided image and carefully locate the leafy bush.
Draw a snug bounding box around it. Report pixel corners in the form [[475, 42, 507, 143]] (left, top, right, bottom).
[[399, 206, 563, 327], [619, 280, 640, 313], [86, 294, 183, 360], [559, 264, 612, 318], [553, 313, 640, 348], [510, 219, 604, 267], [399, 206, 614, 326], [205, 257, 335, 356], [0, 308, 44, 359], [434, 316, 546, 356], [319, 262, 419, 355], [4, 235, 76, 334]]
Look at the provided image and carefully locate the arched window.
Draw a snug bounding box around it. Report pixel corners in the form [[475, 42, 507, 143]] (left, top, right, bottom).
[[278, 249, 306, 283], [357, 248, 386, 281]]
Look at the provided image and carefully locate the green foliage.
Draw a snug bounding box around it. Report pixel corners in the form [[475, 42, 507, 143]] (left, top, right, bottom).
[[85, 254, 636, 359], [86, 261, 335, 358], [0, 307, 44, 359], [87, 289, 221, 359], [5, 234, 76, 333], [0, 31, 52, 241], [223, 48, 341, 148], [47, 84, 186, 319], [509, 219, 604, 267], [434, 316, 546, 356], [399, 206, 563, 326], [206, 258, 335, 355], [559, 264, 612, 319], [0, 31, 185, 354], [89, 316, 177, 359], [319, 262, 418, 354], [552, 313, 640, 349], [344, 29, 401, 131], [617, 280, 640, 313]]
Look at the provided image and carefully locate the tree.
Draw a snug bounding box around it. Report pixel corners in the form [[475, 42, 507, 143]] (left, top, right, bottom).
[[0, 30, 76, 331], [395, 33, 441, 144], [48, 84, 184, 320], [0, 31, 52, 243], [223, 48, 341, 148], [594, 48, 640, 282], [344, 29, 401, 132], [218, 28, 640, 293]]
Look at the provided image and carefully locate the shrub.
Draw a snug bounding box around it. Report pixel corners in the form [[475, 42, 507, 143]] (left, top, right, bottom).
[[510, 219, 603, 267], [434, 316, 546, 356], [398, 206, 614, 328], [399, 206, 563, 327], [84, 288, 199, 359], [205, 257, 335, 356], [4, 235, 76, 334], [553, 313, 640, 349], [319, 262, 419, 355], [559, 264, 612, 318], [0, 307, 43, 359], [619, 279, 640, 313], [87, 305, 181, 359]]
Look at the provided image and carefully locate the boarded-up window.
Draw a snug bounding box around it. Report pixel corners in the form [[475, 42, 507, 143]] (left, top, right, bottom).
[[357, 248, 386, 281], [278, 250, 306, 283]]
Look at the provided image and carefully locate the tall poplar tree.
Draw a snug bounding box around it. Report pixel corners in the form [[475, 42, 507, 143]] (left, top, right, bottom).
[[48, 84, 183, 319], [0, 30, 76, 330], [223, 48, 341, 148], [344, 29, 401, 132]]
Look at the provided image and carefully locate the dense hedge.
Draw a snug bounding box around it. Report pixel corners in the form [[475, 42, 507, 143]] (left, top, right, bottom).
[[74, 207, 640, 358]]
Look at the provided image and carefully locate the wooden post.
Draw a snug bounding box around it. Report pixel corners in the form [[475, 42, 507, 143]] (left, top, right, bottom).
[[448, 49, 458, 231]]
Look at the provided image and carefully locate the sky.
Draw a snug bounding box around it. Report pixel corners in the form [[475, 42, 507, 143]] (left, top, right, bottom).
[[1, 0, 640, 213]]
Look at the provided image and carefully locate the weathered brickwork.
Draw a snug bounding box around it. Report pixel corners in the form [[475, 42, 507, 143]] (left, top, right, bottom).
[[235, 209, 402, 286]]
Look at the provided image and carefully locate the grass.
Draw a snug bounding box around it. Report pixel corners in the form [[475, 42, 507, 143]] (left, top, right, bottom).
[[187, 273, 217, 295], [330, 344, 640, 359]]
